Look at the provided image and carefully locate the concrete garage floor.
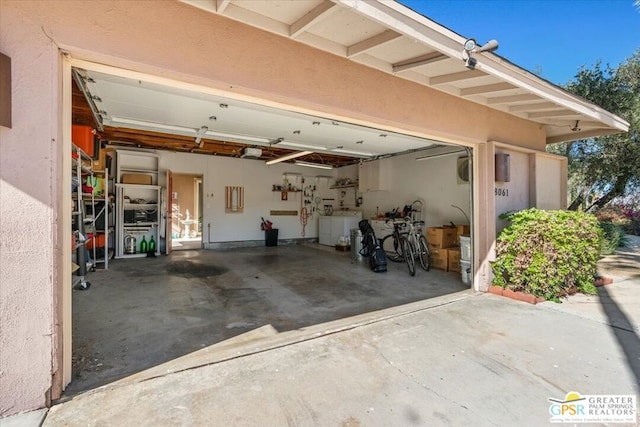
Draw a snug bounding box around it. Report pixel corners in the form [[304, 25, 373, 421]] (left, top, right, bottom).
[[67, 244, 467, 396]]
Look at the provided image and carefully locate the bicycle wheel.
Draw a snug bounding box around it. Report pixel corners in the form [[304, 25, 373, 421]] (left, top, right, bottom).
[[401, 236, 416, 276], [381, 234, 403, 262], [417, 235, 431, 271]]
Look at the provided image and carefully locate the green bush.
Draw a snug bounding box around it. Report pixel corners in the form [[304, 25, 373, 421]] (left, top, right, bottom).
[[491, 208, 602, 302], [599, 222, 627, 255]]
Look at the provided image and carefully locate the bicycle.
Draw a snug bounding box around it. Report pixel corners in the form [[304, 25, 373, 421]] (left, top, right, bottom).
[[380, 219, 408, 262], [399, 218, 431, 276]]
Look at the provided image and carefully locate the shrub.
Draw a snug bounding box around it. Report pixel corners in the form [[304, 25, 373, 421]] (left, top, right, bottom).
[[599, 222, 627, 255], [491, 208, 602, 302], [595, 204, 640, 236]]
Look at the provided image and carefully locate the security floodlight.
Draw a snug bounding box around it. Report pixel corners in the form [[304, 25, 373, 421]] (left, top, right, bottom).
[[462, 38, 499, 70], [463, 38, 499, 53]]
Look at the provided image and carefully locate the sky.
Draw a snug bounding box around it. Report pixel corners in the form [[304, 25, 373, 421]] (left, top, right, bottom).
[[399, 0, 640, 86]]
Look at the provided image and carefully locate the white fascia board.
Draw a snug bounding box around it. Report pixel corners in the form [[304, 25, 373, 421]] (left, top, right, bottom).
[[337, 0, 629, 133]]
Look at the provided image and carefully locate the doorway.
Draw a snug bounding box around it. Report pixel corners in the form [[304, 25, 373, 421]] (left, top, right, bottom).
[[170, 173, 203, 251]]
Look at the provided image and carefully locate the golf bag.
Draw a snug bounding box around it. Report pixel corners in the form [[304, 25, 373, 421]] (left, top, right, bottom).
[[358, 219, 387, 273]]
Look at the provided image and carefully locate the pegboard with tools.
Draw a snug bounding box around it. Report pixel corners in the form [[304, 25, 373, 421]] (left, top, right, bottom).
[[302, 182, 319, 218]]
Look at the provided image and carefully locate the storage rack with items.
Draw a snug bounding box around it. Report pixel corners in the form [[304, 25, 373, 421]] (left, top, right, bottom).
[[115, 184, 161, 258], [113, 150, 161, 259], [330, 178, 361, 209], [71, 143, 96, 289], [85, 168, 113, 268]]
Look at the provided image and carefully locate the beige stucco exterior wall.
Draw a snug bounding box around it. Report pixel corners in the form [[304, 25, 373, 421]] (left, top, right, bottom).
[[1, 0, 551, 416]]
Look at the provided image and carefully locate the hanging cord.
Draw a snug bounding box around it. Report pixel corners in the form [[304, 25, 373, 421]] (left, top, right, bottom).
[[300, 207, 308, 238], [299, 177, 308, 238]]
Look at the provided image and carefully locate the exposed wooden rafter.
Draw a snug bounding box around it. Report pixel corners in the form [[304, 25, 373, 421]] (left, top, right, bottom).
[[347, 30, 402, 58], [392, 52, 448, 73], [290, 1, 337, 38]]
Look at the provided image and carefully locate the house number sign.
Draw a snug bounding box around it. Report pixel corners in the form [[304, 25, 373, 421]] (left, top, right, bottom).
[[495, 187, 510, 197]]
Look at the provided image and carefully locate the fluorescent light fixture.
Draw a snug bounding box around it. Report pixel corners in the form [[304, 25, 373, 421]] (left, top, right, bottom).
[[109, 117, 196, 134], [266, 151, 313, 165], [295, 160, 333, 170], [108, 117, 272, 144], [196, 126, 208, 148], [331, 148, 374, 157], [205, 130, 270, 144], [415, 151, 465, 161], [279, 141, 328, 151]]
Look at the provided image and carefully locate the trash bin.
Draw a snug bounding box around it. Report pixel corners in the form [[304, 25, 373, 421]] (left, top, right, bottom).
[[350, 228, 363, 261], [265, 228, 279, 247]]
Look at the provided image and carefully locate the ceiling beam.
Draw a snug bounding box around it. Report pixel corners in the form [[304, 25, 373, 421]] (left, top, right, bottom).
[[216, 0, 231, 13], [290, 1, 337, 39], [347, 30, 402, 58], [485, 93, 541, 105], [509, 102, 560, 112], [392, 52, 448, 73], [528, 109, 578, 119], [546, 128, 623, 144], [429, 69, 486, 86], [460, 82, 516, 96]]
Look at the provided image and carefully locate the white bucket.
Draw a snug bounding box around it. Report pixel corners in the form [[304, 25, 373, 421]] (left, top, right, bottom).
[[460, 260, 471, 285], [459, 235, 471, 261]]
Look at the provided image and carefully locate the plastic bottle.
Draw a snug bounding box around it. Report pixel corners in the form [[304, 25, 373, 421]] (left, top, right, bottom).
[[140, 236, 148, 254], [148, 235, 156, 254]]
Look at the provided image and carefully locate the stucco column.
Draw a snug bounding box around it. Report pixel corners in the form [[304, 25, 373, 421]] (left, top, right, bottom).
[[472, 141, 496, 291]]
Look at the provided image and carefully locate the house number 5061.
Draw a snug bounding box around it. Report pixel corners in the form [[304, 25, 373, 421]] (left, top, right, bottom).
[[495, 188, 509, 197]]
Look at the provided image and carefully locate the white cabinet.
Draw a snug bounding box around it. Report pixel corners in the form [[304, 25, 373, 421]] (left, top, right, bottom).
[[319, 215, 362, 246], [359, 160, 390, 192]]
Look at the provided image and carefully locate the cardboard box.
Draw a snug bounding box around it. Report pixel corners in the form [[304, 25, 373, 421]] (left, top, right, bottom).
[[122, 173, 153, 185], [430, 247, 448, 271], [427, 227, 457, 249], [448, 247, 461, 272], [92, 147, 116, 173]]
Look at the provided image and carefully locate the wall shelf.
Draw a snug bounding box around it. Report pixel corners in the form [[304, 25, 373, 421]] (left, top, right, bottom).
[[330, 184, 358, 189]]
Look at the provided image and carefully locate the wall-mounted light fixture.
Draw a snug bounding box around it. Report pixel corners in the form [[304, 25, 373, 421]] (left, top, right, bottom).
[[295, 160, 333, 170], [265, 151, 313, 165], [495, 153, 510, 182], [462, 38, 499, 70], [0, 52, 11, 128]]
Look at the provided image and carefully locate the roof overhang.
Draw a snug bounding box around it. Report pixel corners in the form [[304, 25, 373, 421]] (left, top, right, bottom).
[[180, 0, 629, 144]]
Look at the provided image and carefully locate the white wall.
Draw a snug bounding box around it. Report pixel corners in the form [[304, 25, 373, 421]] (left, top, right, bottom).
[[533, 153, 567, 210], [494, 149, 531, 232], [359, 151, 471, 227], [158, 151, 342, 244]]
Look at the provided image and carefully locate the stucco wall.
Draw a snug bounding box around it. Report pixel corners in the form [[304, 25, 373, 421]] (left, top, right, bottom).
[[1, 0, 550, 416], [494, 150, 531, 233], [0, 7, 60, 416]]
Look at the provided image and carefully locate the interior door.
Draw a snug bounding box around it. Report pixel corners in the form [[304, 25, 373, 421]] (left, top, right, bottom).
[[166, 169, 173, 254]]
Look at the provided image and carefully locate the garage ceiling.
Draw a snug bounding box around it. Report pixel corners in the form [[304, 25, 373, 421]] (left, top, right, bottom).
[[72, 69, 439, 167]]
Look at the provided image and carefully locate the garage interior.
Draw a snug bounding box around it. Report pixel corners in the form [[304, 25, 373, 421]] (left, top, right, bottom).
[[68, 65, 473, 396]]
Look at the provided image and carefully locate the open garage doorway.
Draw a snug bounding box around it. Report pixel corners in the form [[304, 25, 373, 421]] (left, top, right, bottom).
[[169, 173, 204, 251], [65, 60, 474, 396]]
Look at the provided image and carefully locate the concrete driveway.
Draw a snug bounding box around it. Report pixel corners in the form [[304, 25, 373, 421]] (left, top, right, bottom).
[[42, 274, 639, 426], [7, 238, 639, 426]]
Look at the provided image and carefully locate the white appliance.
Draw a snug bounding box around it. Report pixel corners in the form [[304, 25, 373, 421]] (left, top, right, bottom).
[[319, 211, 362, 246]]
